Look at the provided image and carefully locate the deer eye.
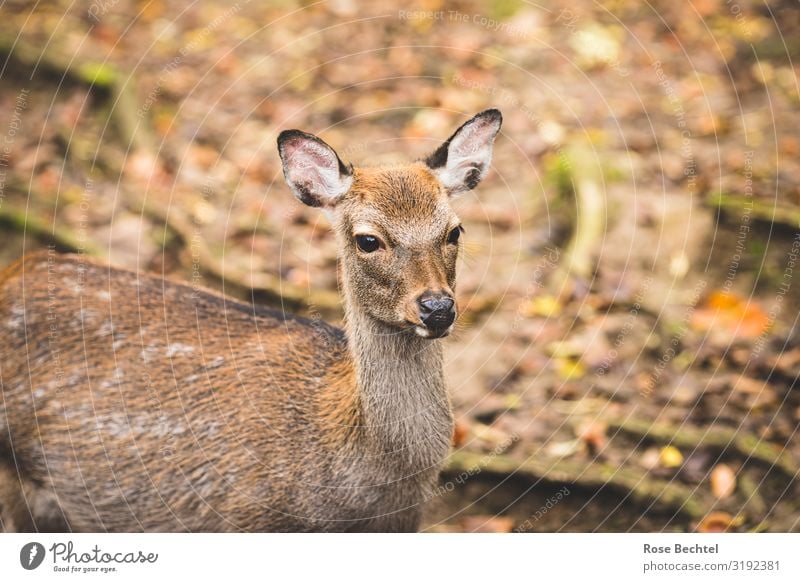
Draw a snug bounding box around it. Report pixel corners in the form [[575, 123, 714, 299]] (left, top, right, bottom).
[[447, 225, 463, 245], [355, 234, 382, 253]]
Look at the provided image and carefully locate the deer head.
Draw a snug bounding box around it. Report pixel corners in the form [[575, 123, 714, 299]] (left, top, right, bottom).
[[278, 109, 502, 339]]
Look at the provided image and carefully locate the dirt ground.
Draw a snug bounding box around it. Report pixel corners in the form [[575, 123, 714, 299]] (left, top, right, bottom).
[[0, 0, 798, 532]]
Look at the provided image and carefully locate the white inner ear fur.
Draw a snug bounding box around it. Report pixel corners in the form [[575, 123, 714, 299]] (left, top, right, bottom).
[[434, 119, 498, 195], [283, 139, 352, 206]]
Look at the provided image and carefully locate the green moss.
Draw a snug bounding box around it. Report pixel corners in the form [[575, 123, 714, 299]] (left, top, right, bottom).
[[542, 151, 575, 198], [489, 0, 524, 20], [76, 62, 118, 88], [710, 192, 800, 228]]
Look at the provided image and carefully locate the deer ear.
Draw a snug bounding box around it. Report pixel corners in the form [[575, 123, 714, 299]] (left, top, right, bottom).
[[425, 109, 502, 196], [277, 130, 353, 208]]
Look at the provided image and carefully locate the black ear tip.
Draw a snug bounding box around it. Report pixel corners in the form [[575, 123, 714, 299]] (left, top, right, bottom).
[[277, 129, 310, 150], [478, 108, 503, 126]]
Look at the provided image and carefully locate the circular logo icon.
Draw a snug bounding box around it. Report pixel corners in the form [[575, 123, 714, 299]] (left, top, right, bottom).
[[20, 542, 46, 570]]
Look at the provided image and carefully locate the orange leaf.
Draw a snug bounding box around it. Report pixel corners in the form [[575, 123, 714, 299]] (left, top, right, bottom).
[[696, 511, 739, 533], [451, 420, 469, 448], [691, 291, 770, 340], [461, 515, 515, 533]]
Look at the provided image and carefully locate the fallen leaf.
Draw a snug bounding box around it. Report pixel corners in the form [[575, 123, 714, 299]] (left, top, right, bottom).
[[696, 511, 740, 533], [569, 24, 622, 71], [731, 376, 778, 411], [520, 295, 561, 317], [452, 420, 469, 448], [640, 447, 661, 470], [554, 357, 586, 380], [575, 419, 607, 454], [461, 515, 515, 533], [691, 291, 770, 340], [659, 445, 684, 469], [710, 464, 737, 500], [546, 439, 581, 458]]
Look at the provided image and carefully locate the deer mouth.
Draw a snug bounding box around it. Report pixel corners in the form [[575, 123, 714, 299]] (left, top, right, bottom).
[[413, 322, 454, 339]]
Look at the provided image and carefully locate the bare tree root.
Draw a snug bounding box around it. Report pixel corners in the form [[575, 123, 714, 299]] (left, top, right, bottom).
[[446, 450, 708, 519], [2, 35, 343, 315], [606, 417, 798, 478], [547, 146, 606, 296], [710, 192, 800, 229], [737, 472, 768, 528], [0, 204, 104, 256], [0, 34, 153, 153]]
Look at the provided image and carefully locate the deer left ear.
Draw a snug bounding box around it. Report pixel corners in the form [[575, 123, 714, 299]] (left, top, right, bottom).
[[425, 109, 502, 196], [277, 130, 353, 208]]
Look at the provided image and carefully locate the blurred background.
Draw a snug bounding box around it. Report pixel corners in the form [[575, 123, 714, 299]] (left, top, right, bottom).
[[0, 0, 798, 532]]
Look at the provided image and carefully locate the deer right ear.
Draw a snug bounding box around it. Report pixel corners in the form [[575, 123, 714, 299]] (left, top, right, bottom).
[[277, 130, 353, 208], [425, 109, 502, 196]]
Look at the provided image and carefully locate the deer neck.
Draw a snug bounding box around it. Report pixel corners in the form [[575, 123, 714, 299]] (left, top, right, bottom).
[[337, 302, 453, 472]]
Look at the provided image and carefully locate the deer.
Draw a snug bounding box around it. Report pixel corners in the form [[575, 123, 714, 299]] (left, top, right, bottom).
[[0, 109, 502, 532]]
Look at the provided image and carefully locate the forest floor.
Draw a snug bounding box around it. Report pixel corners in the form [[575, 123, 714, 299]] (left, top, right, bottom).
[[0, 0, 798, 532]]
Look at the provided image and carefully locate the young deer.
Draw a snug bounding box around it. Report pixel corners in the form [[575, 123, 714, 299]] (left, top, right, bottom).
[[0, 109, 502, 532]]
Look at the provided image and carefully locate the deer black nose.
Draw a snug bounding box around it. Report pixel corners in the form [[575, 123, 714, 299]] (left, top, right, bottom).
[[417, 293, 455, 330]]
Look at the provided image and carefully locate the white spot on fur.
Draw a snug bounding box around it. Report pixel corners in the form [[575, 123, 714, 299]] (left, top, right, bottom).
[[414, 326, 431, 338], [97, 320, 114, 336], [99, 368, 125, 390], [206, 356, 226, 369], [167, 343, 195, 357], [139, 344, 160, 363], [96, 290, 111, 301], [6, 303, 24, 330], [94, 412, 131, 439], [62, 276, 82, 294], [71, 308, 99, 328]]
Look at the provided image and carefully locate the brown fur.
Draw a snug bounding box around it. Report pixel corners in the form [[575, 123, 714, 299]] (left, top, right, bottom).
[[0, 166, 456, 532], [0, 111, 500, 531]]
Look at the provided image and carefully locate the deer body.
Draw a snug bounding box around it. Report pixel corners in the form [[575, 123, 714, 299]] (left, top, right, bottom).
[[0, 110, 501, 531]]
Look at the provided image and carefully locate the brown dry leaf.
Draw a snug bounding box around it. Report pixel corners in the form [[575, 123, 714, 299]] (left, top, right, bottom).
[[691, 291, 771, 340], [709, 464, 737, 500], [696, 511, 741, 533], [640, 447, 661, 470], [461, 515, 515, 533], [731, 376, 778, 410], [575, 419, 607, 454], [471, 422, 512, 446], [451, 419, 469, 448], [124, 150, 169, 186], [771, 348, 800, 376]]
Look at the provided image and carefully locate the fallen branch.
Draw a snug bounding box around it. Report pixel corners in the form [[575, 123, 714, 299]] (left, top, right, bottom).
[[2, 33, 342, 315], [446, 450, 708, 519], [709, 192, 800, 229], [547, 146, 607, 296], [0, 204, 104, 257], [606, 416, 798, 478], [0, 33, 154, 154], [737, 472, 768, 526]]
